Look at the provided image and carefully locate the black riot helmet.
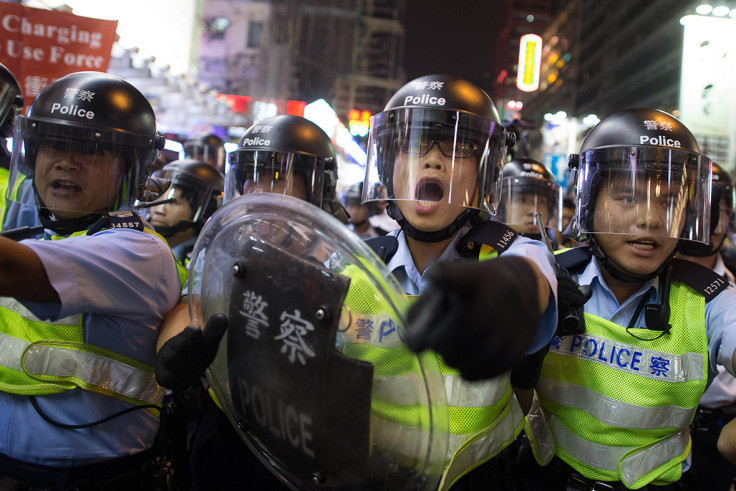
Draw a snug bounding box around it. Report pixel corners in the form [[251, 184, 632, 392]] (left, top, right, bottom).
[[226, 114, 349, 223], [495, 158, 560, 237], [567, 108, 712, 281], [341, 181, 364, 207], [0, 62, 23, 142], [363, 74, 515, 242], [184, 132, 225, 172], [7, 71, 166, 234], [678, 162, 735, 257], [148, 159, 224, 237]]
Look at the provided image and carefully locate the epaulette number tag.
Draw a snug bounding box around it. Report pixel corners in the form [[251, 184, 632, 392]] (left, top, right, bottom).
[[107, 211, 144, 231]]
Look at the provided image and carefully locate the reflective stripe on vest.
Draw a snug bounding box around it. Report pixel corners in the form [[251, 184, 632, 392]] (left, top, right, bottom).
[[0, 227, 167, 407], [0, 298, 164, 406], [0, 167, 8, 226], [528, 279, 707, 488]]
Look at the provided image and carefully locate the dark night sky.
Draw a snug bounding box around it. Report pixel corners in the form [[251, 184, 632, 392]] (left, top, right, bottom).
[[403, 0, 503, 94]]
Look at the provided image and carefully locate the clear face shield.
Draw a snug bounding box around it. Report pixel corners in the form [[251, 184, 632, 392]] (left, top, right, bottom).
[[496, 178, 561, 235], [572, 146, 712, 244], [363, 108, 507, 228], [187, 193, 448, 489], [184, 142, 224, 170], [7, 118, 154, 220], [149, 168, 220, 224], [713, 183, 736, 235], [225, 150, 325, 207]]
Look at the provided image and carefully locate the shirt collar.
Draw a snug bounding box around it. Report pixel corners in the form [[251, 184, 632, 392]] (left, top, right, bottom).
[[386, 226, 469, 294], [580, 255, 659, 308]]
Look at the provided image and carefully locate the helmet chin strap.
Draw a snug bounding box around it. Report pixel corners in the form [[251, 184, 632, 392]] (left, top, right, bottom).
[[33, 187, 103, 236], [677, 239, 721, 258], [589, 236, 675, 283], [153, 220, 197, 238], [387, 201, 478, 242]]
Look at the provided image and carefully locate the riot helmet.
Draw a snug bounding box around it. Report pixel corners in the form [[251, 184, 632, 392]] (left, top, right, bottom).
[[678, 162, 735, 256], [567, 108, 712, 281], [0, 63, 23, 142], [6, 71, 166, 234], [226, 114, 348, 222], [495, 158, 560, 237], [363, 74, 515, 242], [184, 132, 226, 172], [148, 159, 224, 239], [341, 181, 364, 208]]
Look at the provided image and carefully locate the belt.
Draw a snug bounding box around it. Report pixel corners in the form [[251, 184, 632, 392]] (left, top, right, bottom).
[[0, 450, 152, 489], [567, 470, 621, 491]]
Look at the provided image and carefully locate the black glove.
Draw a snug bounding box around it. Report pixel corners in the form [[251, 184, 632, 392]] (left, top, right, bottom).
[[555, 270, 592, 336], [406, 256, 543, 381], [155, 314, 228, 391]]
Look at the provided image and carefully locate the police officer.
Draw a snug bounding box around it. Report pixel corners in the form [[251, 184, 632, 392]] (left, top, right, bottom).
[[677, 162, 736, 491], [495, 157, 561, 244], [147, 159, 224, 264], [183, 132, 226, 173], [155, 114, 349, 490], [523, 108, 736, 490], [0, 71, 181, 489], [0, 62, 25, 229], [359, 74, 559, 489], [342, 181, 387, 239]]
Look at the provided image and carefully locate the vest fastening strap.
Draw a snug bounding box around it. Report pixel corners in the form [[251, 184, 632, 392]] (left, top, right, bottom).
[[440, 400, 524, 491], [525, 395, 555, 465], [537, 376, 695, 430], [550, 414, 689, 479], [549, 333, 704, 383], [0, 332, 164, 405]]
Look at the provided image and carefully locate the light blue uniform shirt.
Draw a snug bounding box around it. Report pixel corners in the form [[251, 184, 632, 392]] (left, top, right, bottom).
[[385, 225, 559, 353], [0, 226, 181, 467], [698, 253, 736, 408]]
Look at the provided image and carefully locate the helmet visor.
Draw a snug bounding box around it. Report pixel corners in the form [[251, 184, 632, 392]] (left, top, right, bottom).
[[225, 150, 325, 207], [184, 142, 224, 170], [7, 117, 153, 218], [363, 108, 507, 214], [714, 184, 736, 235], [496, 178, 561, 234], [573, 146, 712, 243], [152, 167, 222, 224]]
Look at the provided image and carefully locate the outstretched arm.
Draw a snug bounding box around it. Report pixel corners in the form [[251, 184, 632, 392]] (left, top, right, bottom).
[[0, 236, 58, 302]]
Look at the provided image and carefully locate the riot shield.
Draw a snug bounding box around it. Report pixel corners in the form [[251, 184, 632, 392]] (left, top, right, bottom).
[[188, 193, 448, 490]]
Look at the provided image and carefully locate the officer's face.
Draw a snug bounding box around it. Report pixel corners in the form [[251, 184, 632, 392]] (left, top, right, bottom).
[[243, 170, 308, 201], [150, 187, 194, 228], [392, 140, 478, 233], [593, 176, 685, 275], [508, 192, 549, 234], [34, 143, 123, 219], [347, 202, 369, 225]]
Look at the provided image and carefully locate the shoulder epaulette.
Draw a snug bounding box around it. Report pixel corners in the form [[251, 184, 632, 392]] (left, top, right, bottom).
[[670, 258, 729, 302], [456, 220, 517, 258], [554, 245, 592, 272], [365, 235, 399, 264], [87, 210, 145, 235]]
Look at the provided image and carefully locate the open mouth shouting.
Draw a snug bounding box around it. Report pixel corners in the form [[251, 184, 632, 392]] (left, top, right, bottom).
[[626, 237, 659, 256], [414, 178, 445, 213], [50, 179, 83, 196]]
